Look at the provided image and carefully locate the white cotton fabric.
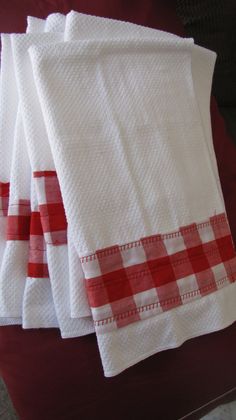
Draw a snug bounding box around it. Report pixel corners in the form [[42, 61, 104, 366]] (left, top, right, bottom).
[[45, 13, 66, 32], [9, 15, 86, 332], [22, 13, 68, 329], [12, 27, 58, 328], [64, 11, 221, 320], [25, 12, 223, 327], [1, 12, 235, 377], [98, 282, 236, 376], [17, 12, 204, 325], [11, 31, 94, 337], [64, 12, 179, 319], [22, 180, 58, 328], [21, 15, 65, 329], [3, 16, 61, 329], [44, 12, 92, 324], [0, 34, 21, 325], [0, 16, 50, 325], [64, 12, 183, 320], [67, 225, 91, 318], [0, 109, 30, 319], [0, 34, 18, 263], [0, 16, 56, 326], [29, 36, 232, 376], [30, 38, 223, 253], [27, 17, 45, 33], [44, 12, 91, 320], [65, 12, 220, 189]]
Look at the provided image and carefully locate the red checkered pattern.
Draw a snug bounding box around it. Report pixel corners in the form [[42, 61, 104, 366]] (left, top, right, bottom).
[[81, 213, 236, 331], [0, 182, 10, 217], [6, 199, 31, 241], [33, 171, 67, 245], [27, 211, 49, 278]]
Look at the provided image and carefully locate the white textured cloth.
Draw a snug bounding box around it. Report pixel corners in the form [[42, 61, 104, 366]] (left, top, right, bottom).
[[0, 34, 18, 263], [65, 11, 221, 199], [11, 30, 94, 337], [30, 36, 236, 376], [27, 17, 45, 33], [2, 15, 62, 329], [21, 15, 65, 329], [1, 12, 236, 377], [64, 11, 222, 321], [31, 37, 222, 251], [23, 13, 68, 329], [10, 24, 60, 328], [44, 12, 92, 326], [27, 14, 66, 33], [45, 13, 66, 32], [0, 16, 49, 325], [0, 109, 30, 318], [1, 13, 88, 326], [0, 16, 57, 326], [64, 12, 179, 320], [2, 13, 88, 332], [46, 12, 92, 321], [0, 34, 22, 325], [22, 180, 58, 328]]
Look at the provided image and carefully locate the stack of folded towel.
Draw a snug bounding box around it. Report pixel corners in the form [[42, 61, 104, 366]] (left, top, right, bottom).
[[0, 11, 236, 377]]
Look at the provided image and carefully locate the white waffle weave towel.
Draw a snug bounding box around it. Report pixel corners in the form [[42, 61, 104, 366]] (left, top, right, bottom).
[[64, 11, 223, 322], [29, 36, 236, 376], [11, 29, 94, 337]]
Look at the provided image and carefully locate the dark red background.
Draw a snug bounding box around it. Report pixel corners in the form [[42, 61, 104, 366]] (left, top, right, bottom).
[[0, 1, 236, 419]]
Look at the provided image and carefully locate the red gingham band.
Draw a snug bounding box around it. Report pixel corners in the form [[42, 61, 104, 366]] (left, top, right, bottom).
[[0, 182, 10, 216], [33, 171, 67, 245], [6, 199, 31, 240], [81, 213, 236, 331], [27, 211, 49, 278]]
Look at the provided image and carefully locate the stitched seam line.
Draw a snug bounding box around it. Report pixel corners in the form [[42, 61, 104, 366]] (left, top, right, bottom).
[[81, 214, 227, 262], [94, 273, 235, 326]]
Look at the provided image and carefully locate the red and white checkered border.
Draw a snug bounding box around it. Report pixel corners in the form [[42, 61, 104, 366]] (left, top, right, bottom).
[[6, 199, 31, 241], [27, 211, 49, 278], [33, 171, 67, 245], [81, 213, 236, 331]]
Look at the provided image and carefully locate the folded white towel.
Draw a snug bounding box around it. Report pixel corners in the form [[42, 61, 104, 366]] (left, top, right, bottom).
[[12, 30, 94, 337], [25, 15, 66, 328], [0, 34, 18, 263], [0, 34, 22, 325], [22, 15, 66, 329], [64, 11, 222, 322], [23, 13, 69, 329], [45, 13, 66, 32], [0, 108, 30, 319], [27, 16, 45, 33], [64, 12, 197, 321], [66, 12, 220, 188], [4, 14, 88, 331], [1, 11, 236, 376], [10, 25, 62, 328], [0, 16, 61, 327], [0, 16, 49, 325], [27, 13, 66, 34], [30, 37, 236, 375]]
